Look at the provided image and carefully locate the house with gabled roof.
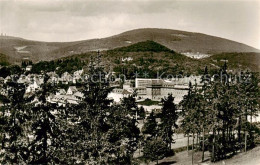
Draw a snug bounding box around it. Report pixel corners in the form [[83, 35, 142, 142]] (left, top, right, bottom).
[[73, 91, 84, 100], [56, 89, 66, 95], [67, 86, 78, 95]]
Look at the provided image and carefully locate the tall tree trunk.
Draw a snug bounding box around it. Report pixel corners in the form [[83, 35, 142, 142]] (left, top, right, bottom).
[[212, 129, 216, 162], [187, 134, 190, 152], [43, 131, 47, 163], [169, 134, 172, 150], [245, 131, 247, 152], [139, 141, 141, 156], [197, 132, 199, 146], [250, 108, 253, 123], [192, 132, 194, 165], [250, 108, 253, 141], [202, 128, 205, 162], [238, 117, 241, 143]]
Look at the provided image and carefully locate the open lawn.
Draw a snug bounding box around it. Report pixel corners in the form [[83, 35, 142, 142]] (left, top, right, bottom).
[[145, 145, 260, 165]]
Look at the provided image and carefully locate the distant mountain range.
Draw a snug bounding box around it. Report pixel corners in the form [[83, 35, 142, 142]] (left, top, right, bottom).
[[0, 28, 259, 66]]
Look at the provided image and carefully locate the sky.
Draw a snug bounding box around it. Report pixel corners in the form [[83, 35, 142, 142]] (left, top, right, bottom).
[[0, 0, 260, 49]]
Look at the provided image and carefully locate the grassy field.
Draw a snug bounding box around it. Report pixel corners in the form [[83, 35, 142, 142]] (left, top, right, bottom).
[[145, 145, 260, 165]]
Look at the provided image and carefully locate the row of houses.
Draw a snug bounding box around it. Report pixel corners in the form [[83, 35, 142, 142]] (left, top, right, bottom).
[[0, 70, 85, 95], [0, 67, 202, 106], [47, 86, 84, 106], [47, 70, 84, 85]]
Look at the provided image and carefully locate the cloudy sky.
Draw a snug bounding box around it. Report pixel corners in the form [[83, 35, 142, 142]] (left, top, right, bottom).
[[0, 0, 260, 49]]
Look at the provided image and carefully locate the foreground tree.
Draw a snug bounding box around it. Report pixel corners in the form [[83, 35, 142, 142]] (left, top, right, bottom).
[[62, 53, 140, 164], [27, 74, 64, 164], [142, 111, 157, 138], [143, 137, 168, 165], [0, 82, 29, 163], [159, 94, 178, 150], [180, 82, 203, 164]]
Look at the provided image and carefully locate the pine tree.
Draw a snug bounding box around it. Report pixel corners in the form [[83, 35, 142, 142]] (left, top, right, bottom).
[[142, 111, 157, 138], [138, 106, 146, 120], [27, 74, 63, 164], [0, 82, 29, 163], [180, 82, 193, 152], [159, 94, 178, 150], [199, 66, 211, 161], [64, 51, 140, 164]]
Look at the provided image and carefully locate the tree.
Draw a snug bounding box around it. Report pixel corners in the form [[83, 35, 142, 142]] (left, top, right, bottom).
[[67, 53, 113, 164], [180, 82, 203, 164], [0, 66, 11, 78], [62, 52, 140, 164], [159, 94, 178, 149], [179, 82, 193, 152], [138, 106, 146, 120], [121, 90, 139, 119], [143, 137, 169, 165], [0, 82, 29, 163], [26, 74, 64, 164], [142, 111, 157, 137], [199, 66, 211, 161], [105, 103, 140, 164], [235, 71, 260, 151]]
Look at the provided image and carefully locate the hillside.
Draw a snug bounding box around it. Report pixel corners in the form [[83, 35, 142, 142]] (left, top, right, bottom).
[[61, 42, 215, 77], [0, 53, 9, 66], [109, 40, 174, 53], [2, 41, 258, 79], [0, 28, 259, 65], [203, 52, 260, 72], [65, 41, 260, 75]]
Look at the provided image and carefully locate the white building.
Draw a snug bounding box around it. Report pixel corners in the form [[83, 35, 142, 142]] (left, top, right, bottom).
[[26, 65, 32, 71], [67, 86, 78, 95], [108, 88, 132, 103], [26, 80, 40, 93], [135, 77, 201, 104]]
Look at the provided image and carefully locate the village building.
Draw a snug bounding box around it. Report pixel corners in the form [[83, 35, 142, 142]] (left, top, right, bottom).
[[25, 79, 41, 94], [73, 91, 84, 100], [61, 72, 73, 84], [123, 80, 134, 91], [108, 88, 132, 103], [0, 77, 4, 84], [56, 89, 66, 95], [4, 76, 11, 83], [47, 94, 79, 106], [67, 86, 78, 95], [25, 65, 32, 71]]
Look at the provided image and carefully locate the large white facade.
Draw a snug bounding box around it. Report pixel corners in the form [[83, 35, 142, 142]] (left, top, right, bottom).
[[135, 78, 200, 104]]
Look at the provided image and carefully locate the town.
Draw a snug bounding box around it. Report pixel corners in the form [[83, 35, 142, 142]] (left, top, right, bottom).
[[0, 56, 259, 164], [0, 0, 259, 164], [0, 64, 202, 109]]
